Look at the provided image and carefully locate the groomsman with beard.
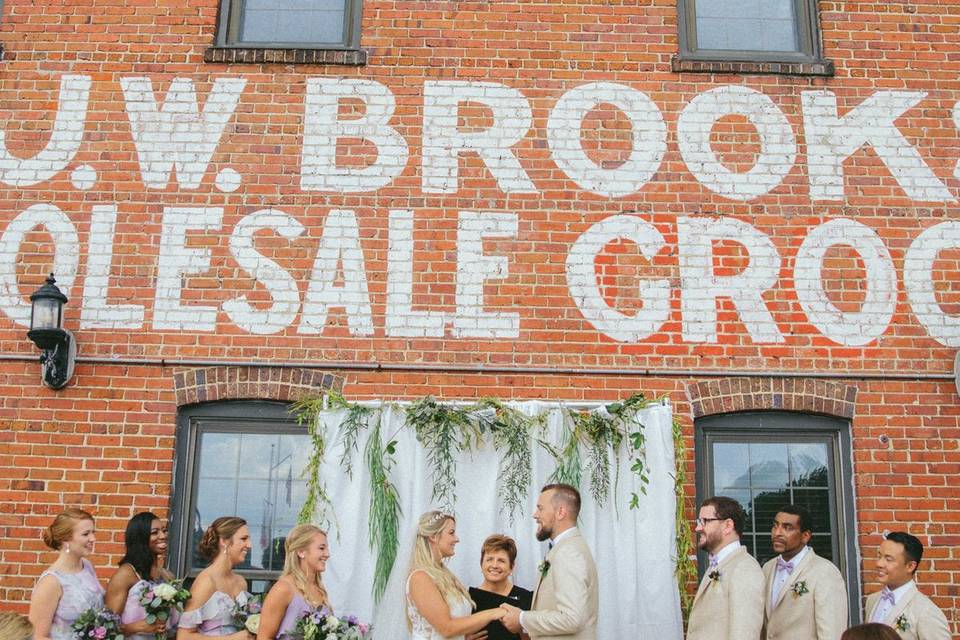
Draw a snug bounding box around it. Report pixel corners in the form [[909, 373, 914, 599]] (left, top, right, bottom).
[[864, 532, 951, 640], [760, 505, 848, 640], [500, 483, 598, 639], [687, 496, 764, 640]]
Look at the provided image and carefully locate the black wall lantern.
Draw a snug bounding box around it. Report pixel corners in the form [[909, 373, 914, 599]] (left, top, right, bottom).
[[27, 274, 76, 389]]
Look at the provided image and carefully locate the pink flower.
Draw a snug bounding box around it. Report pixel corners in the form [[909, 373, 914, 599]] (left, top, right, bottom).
[[92, 626, 107, 639]]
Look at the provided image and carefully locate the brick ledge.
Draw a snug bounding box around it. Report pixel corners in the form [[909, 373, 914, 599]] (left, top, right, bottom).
[[671, 56, 834, 77], [173, 366, 344, 407], [204, 47, 367, 65], [687, 377, 857, 419]]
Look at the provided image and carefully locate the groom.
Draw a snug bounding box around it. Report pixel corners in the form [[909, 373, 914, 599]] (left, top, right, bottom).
[[500, 483, 599, 639]]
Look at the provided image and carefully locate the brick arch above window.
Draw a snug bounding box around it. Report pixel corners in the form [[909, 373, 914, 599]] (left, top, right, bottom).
[[173, 366, 344, 407], [686, 378, 857, 419]]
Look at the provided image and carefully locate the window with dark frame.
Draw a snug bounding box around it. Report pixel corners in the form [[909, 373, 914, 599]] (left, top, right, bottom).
[[676, 0, 832, 74], [211, 0, 363, 54], [169, 401, 311, 594], [695, 411, 860, 624]]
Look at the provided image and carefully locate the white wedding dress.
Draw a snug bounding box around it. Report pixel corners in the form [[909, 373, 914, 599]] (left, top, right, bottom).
[[405, 571, 472, 640]]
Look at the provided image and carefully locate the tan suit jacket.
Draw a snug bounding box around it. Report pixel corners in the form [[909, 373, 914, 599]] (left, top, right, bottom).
[[864, 585, 952, 640], [687, 545, 764, 640], [761, 549, 848, 640], [523, 529, 599, 640]]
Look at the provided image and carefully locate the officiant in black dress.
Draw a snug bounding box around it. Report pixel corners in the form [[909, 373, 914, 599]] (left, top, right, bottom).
[[467, 535, 533, 640]]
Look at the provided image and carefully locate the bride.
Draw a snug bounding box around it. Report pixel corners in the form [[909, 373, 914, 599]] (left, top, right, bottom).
[[405, 511, 505, 640]]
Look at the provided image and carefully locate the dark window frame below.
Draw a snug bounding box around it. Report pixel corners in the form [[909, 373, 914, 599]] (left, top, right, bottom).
[[206, 0, 366, 66], [694, 410, 861, 624], [169, 400, 308, 589], [675, 0, 834, 76]]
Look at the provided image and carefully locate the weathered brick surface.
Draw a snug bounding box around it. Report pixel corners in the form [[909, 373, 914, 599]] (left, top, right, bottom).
[[0, 0, 958, 630]]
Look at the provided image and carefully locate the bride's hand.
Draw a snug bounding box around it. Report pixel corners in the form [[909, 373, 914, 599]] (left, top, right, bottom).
[[489, 606, 507, 620]]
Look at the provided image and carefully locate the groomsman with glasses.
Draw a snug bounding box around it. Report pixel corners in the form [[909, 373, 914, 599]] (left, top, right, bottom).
[[864, 532, 951, 640], [687, 496, 764, 640], [760, 505, 848, 640]]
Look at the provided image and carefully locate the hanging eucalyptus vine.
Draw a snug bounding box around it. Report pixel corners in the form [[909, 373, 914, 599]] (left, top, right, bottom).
[[290, 391, 668, 602]]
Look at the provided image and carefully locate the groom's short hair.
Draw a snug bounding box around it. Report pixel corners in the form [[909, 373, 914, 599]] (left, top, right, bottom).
[[542, 483, 581, 520]]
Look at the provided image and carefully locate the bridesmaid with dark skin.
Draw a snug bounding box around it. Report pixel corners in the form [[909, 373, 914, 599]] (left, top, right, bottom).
[[106, 512, 177, 639]]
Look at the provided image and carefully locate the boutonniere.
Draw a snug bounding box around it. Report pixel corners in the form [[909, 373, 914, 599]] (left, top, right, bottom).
[[895, 614, 910, 632], [708, 570, 720, 583], [790, 581, 809, 597], [538, 560, 551, 578]]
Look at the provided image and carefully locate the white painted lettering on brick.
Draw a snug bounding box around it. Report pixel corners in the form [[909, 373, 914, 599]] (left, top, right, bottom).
[[802, 91, 954, 202], [223, 209, 305, 335], [453, 211, 520, 338], [0, 204, 79, 326], [794, 218, 896, 346], [386, 209, 445, 337], [677, 86, 796, 201], [905, 221, 960, 347], [678, 217, 784, 343], [301, 79, 409, 193], [953, 101, 960, 181], [121, 77, 247, 190], [422, 81, 535, 194], [299, 209, 374, 336], [153, 207, 222, 331], [566, 215, 669, 342], [0, 75, 90, 187], [80, 205, 145, 329], [547, 82, 666, 198]]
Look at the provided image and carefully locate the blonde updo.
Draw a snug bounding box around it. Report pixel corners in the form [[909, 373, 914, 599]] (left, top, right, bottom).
[[406, 510, 472, 629], [41, 508, 94, 550], [197, 516, 247, 560]]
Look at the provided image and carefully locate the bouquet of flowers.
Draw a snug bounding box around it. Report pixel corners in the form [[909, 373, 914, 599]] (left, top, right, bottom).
[[233, 593, 264, 635], [290, 607, 372, 640], [139, 578, 191, 639], [71, 607, 125, 640]]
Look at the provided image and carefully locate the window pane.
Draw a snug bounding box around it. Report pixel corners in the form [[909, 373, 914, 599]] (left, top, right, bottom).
[[240, 0, 347, 44], [189, 429, 311, 573], [789, 443, 828, 487], [694, 0, 799, 52], [748, 442, 789, 487], [714, 442, 750, 490]]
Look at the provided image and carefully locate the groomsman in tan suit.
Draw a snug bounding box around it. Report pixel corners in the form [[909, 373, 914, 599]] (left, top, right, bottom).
[[864, 532, 951, 640], [500, 483, 599, 640], [761, 505, 848, 640], [687, 496, 764, 640]]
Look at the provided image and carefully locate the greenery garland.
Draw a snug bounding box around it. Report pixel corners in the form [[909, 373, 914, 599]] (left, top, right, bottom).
[[672, 415, 697, 618], [292, 392, 687, 609]]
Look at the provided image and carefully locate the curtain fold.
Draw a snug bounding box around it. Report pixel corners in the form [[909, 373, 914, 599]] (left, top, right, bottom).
[[312, 400, 683, 639]]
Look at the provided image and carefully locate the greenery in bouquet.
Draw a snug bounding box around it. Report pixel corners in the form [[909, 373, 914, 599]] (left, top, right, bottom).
[[139, 578, 191, 639], [233, 593, 264, 635], [71, 607, 125, 640], [291, 607, 372, 640]]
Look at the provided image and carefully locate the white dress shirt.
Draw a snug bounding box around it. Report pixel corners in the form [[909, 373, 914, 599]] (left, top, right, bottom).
[[770, 545, 809, 603], [870, 580, 916, 623]]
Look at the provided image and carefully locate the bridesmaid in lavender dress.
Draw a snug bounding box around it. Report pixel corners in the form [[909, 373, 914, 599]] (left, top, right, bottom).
[[177, 516, 254, 639], [255, 524, 331, 640], [29, 508, 106, 640], [106, 512, 178, 638]]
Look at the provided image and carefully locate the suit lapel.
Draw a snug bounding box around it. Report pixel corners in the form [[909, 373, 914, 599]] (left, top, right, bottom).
[[533, 535, 568, 609], [773, 549, 816, 610]]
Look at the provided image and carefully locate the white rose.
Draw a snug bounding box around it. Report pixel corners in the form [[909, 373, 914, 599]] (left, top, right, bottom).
[[245, 613, 261, 634], [153, 583, 177, 600], [324, 616, 340, 631]]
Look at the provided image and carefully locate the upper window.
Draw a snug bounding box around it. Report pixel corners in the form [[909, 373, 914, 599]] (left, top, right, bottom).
[[695, 411, 860, 623], [214, 0, 362, 50], [676, 0, 831, 74], [170, 401, 311, 592]]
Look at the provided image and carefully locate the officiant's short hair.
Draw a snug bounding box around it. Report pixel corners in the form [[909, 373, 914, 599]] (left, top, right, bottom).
[[481, 534, 518, 567], [542, 483, 581, 520]]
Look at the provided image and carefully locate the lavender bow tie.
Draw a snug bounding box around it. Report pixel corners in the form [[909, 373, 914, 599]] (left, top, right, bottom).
[[708, 555, 718, 569], [776, 557, 795, 573], [880, 586, 896, 606]]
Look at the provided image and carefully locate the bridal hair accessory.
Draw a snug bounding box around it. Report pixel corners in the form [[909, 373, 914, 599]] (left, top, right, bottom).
[[430, 512, 452, 525]]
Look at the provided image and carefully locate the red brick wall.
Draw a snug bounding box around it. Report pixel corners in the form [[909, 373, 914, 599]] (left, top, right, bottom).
[[0, 0, 958, 631]]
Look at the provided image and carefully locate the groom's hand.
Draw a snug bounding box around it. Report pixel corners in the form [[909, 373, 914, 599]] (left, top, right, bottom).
[[465, 632, 488, 640], [500, 603, 522, 634]]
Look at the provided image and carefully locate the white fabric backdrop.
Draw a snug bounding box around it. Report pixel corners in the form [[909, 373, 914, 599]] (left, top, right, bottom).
[[311, 400, 683, 640]]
